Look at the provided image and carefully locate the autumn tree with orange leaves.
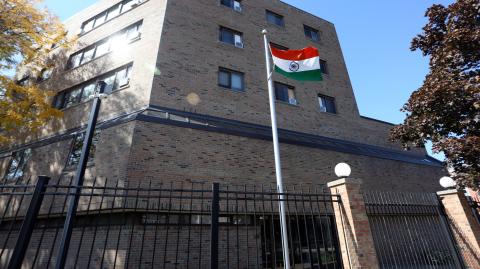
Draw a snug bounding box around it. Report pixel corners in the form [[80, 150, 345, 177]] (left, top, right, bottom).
[[391, 0, 480, 188], [0, 0, 70, 145]]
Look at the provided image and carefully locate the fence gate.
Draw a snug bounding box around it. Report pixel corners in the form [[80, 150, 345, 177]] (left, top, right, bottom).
[[213, 184, 343, 269], [363, 191, 464, 269], [0, 178, 343, 269]]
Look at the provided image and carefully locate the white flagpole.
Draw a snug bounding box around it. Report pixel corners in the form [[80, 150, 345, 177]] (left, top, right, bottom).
[[262, 29, 291, 269]]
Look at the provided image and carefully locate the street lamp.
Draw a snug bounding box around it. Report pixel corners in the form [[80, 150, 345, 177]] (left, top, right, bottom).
[[335, 162, 351, 178], [55, 81, 106, 269], [439, 176, 456, 189]]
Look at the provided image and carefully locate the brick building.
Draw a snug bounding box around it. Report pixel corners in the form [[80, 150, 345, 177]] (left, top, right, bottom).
[[0, 0, 445, 191]]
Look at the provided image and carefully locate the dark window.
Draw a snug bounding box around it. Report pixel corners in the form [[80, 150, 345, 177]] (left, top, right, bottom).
[[66, 131, 100, 167], [266, 10, 284, 27], [304, 25, 320, 41], [219, 26, 244, 48], [68, 22, 142, 69], [274, 82, 297, 105], [53, 64, 132, 109], [270, 42, 288, 50], [4, 149, 31, 181], [318, 94, 336, 113], [320, 60, 328, 74], [80, 0, 144, 34], [16, 76, 30, 86], [221, 0, 242, 12], [218, 68, 244, 91]]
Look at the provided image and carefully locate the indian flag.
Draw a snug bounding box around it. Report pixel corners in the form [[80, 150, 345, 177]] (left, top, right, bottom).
[[270, 46, 323, 81]]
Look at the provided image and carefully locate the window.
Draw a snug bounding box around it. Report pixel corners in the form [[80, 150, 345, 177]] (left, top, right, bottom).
[[274, 82, 297, 105], [53, 64, 132, 109], [95, 40, 111, 57], [219, 27, 244, 48], [270, 42, 288, 51], [318, 94, 336, 113], [16, 76, 30, 86], [68, 22, 142, 69], [38, 68, 53, 81], [218, 68, 244, 91], [80, 0, 145, 34], [4, 149, 31, 181], [106, 4, 121, 21], [320, 60, 328, 74], [93, 12, 107, 28], [82, 19, 95, 33], [121, 0, 138, 13], [221, 0, 241, 12], [66, 132, 100, 167], [266, 10, 284, 27], [80, 47, 95, 65], [304, 25, 320, 42]]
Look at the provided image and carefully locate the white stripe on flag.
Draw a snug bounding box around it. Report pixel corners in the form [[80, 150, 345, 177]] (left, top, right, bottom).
[[272, 55, 320, 73]]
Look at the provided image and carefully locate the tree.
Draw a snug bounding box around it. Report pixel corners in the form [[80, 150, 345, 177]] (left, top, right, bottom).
[[391, 0, 480, 188], [0, 0, 70, 145]]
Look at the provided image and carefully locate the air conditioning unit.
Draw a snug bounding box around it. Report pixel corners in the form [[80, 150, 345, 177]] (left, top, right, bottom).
[[289, 98, 298, 105], [132, 0, 143, 8], [234, 35, 244, 48], [234, 4, 242, 12]]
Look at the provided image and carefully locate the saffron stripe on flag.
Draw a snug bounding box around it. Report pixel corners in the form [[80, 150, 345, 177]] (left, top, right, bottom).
[[271, 46, 319, 61]]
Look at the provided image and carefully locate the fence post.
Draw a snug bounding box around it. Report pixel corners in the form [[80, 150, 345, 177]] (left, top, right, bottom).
[[8, 175, 50, 269], [210, 183, 220, 269], [327, 178, 379, 269], [438, 189, 480, 268]]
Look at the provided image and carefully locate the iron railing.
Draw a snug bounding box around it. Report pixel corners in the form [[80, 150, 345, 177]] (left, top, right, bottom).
[[364, 191, 464, 269], [0, 177, 343, 269]]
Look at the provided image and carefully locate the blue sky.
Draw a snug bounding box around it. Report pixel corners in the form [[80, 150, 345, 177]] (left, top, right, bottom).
[[43, 0, 453, 158]]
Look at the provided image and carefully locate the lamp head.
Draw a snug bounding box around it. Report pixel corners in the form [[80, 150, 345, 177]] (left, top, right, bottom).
[[439, 176, 456, 189], [335, 163, 351, 178]]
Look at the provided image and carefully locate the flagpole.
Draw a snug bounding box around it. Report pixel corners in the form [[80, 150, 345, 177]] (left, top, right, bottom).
[[262, 29, 291, 269]]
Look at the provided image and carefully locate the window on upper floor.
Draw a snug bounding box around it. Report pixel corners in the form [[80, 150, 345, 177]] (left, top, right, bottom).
[[266, 10, 285, 27], [318, 94, 336, 114], [16, 76, 30, 86], [68, 21, 142, 69], [4, 148, 31, 181], [275, 82, 297, 105], [304, 25, 320, 42], [320, 59, 328, 74], [219, 26, 244, 48], [53, 64, 132, 109], [38, 68, 53, 81], [80, 0, 145, 34], [218, 68, 244, 91], [66, 131, 100, 168], [270, 42, 288, 51], [221, 0, 242, 12]]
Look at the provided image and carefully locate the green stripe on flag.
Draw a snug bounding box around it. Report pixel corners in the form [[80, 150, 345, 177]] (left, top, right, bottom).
[[274, 66, 323, 81]]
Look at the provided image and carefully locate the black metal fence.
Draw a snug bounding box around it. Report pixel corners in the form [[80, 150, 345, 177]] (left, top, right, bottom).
[[363, 191, 464, 269], [0, 177, 343, 269]]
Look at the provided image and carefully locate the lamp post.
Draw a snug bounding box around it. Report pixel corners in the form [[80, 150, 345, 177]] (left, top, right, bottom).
[[55, 81, 107, 269]]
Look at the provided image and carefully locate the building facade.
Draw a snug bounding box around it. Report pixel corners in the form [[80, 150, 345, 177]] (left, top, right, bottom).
[[0, 0, 445, 191]]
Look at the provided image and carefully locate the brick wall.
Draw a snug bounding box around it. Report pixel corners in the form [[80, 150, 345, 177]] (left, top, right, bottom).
[[126, 121, 443, 192]]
